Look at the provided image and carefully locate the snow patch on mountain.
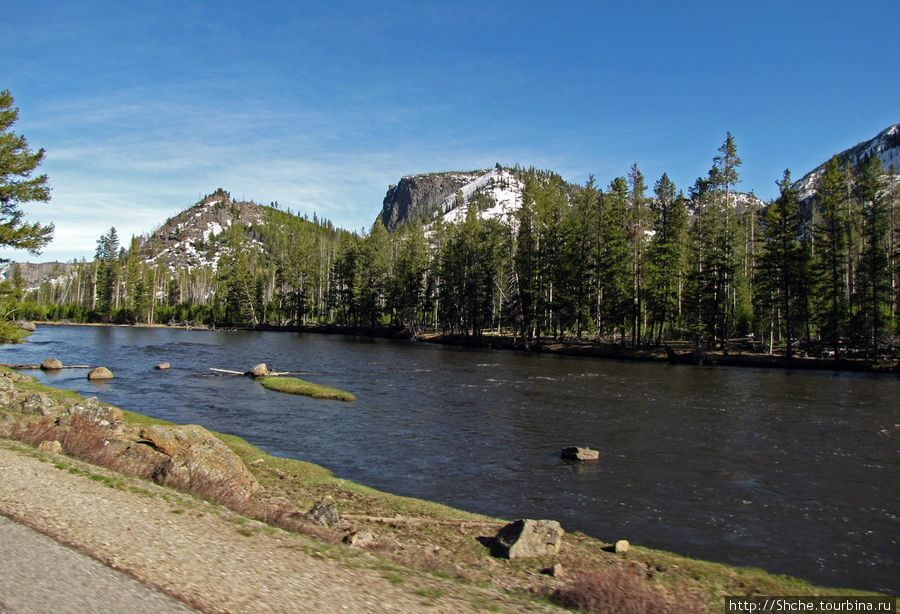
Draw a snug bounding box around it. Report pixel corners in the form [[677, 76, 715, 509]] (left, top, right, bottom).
[[794, 123, 899, 202], [436, 168, 525, 226], [142, 192, 265, 271]]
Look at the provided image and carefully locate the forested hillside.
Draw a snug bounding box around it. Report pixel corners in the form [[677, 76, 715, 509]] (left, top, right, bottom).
[[4, 129, 899, 359]]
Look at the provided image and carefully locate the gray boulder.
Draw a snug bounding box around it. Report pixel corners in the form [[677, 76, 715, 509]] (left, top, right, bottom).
[[58, 397, 124, 430], [306, 496, 340, 527], [20, 392, 58, 416], [494, 519, 564, 559], [246, 363, 268, 377]]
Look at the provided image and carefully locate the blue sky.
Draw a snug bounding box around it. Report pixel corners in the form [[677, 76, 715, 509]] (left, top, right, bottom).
[[2, 0, 898, 262]]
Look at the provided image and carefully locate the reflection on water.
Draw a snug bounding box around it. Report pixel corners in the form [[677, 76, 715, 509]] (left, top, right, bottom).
[[6, 325, 898, 593]]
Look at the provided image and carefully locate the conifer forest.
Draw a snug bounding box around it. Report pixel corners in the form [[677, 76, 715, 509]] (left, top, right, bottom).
[[6, 136, 899, 359]]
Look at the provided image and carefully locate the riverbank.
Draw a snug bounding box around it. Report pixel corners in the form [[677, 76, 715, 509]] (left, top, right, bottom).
[[0, 367, 881, 612], [417, 333, 900, 374], [32, 320, 900, 374]]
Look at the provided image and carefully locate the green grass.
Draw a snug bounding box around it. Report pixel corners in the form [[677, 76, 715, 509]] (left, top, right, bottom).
[[258, 376, 355, 402]]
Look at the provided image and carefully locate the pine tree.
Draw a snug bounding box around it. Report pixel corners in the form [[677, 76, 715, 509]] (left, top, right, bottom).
[[627, 163, 649, 344], [812, 156, 849, 351], [598, 177, 630, 343], [644, 173, 687, 344], [712, 132, 742, 346], [854, 156, 889, 357], [757, 170, 808, 358], [95, 227, 120, 322], [0, 90, 53, 260], [216, 224, 258, 326]]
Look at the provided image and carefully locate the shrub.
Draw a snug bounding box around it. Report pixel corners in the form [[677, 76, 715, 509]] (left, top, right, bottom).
[[552, 565, 705, 614]]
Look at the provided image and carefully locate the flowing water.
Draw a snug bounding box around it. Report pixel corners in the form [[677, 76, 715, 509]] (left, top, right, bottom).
[[4, 325, 897, 593]]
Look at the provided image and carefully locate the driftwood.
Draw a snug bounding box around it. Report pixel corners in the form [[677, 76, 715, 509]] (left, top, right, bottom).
[[208, 368, 296, 376], [342, 514, 506, 527]]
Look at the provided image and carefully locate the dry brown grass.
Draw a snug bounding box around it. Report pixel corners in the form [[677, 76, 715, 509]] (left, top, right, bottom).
[[552, 563, 706, 614]]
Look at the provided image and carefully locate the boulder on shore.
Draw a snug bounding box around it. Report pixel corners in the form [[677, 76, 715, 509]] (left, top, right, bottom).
[[494, 519, 564, 559], [306, 496, 340, 528], [87, 367, 114, 381], [41, 358, 63, 371], [246, 363, 268, 377], [615, 539, 630, 553], [561, 446, 599, 461], [140, 424, 260, 503]]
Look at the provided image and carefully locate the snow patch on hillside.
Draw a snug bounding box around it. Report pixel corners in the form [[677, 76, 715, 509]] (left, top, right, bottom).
[[795, 123, 900, 202], [434, 168, 524, 226]]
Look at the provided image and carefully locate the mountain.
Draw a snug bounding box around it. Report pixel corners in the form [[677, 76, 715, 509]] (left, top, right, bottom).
[[380, 170, 488, 231], [138, 188, 268, 270], [794, 123, 900, 203], [0, 261, 80, 289]]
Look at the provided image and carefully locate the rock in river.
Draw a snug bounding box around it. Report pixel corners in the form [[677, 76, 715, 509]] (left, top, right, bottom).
[[561, 446, 599, 461], [41, 358, 63, 371], [246, 363, 268, 377], [87, 367, 114, 381]]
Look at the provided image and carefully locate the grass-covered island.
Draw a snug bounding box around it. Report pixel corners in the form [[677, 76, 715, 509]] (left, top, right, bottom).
[[0, 367, 883, 613], [259, 375, 356, 402]]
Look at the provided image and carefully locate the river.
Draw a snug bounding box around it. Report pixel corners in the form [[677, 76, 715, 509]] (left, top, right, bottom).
[[4, 325, 897, 593]]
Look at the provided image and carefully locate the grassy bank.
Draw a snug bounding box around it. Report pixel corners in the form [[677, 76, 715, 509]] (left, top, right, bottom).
[[0, 366, 881, 613], [258, 376, 356, 402]]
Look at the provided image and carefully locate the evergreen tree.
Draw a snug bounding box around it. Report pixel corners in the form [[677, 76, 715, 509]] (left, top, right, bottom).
[[356, 219, 391, 326], [0, 90, 53, 260], [854, 156, 889, 357], [812, 156, 850, 351], [644, 173, 687, 344], [757, 170, 808, 358], [598, 177, 630, 343], [712, 132, 742, 346], [95, 227, 120, 322], [626, 163, 649, 344], [388, 224, 428, 332], [511, 197, 538, 342], [687, 173, 732, 348], [216, 224, 258, 326]]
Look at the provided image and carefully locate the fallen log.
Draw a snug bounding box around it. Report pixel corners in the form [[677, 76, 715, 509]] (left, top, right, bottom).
[[208, 368, 296, 376]]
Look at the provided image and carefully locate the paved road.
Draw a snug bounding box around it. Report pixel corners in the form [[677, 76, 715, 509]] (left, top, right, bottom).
[[0, 514, 196, 614]]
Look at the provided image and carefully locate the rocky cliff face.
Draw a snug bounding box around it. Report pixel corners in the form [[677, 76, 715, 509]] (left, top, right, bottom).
[[0, 262, 80, 290], [380, 171, 486, 231]]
